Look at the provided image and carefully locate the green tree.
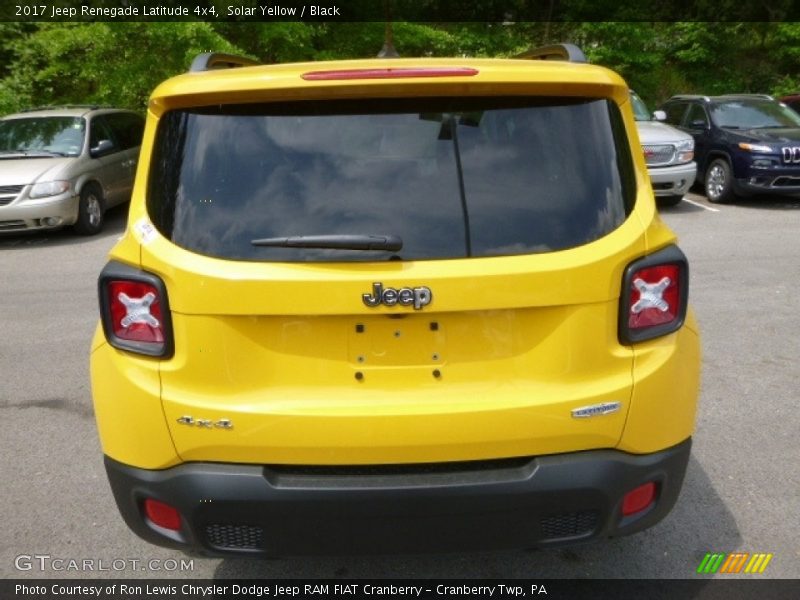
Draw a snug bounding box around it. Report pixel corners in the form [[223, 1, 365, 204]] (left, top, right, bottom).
[[2, 22, 799, 116], [0, 23, 241, 113]]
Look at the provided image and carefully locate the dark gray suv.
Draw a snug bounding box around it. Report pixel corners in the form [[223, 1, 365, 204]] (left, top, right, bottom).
[[661, 94, 800, 203], [0, 106, 144, 234]]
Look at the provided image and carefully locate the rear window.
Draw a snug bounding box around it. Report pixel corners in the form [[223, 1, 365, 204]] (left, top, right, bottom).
[[147, 97, 635, 262]]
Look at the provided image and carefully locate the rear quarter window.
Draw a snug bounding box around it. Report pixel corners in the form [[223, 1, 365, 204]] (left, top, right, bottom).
[[147, 96, 635, 262]]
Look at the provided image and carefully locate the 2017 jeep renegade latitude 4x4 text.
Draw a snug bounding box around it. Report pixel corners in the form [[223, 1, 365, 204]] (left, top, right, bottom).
[[91, 47, 701, 556]]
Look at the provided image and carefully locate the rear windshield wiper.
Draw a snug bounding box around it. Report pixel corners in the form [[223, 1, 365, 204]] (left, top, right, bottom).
[[251, 234, 403, 252]]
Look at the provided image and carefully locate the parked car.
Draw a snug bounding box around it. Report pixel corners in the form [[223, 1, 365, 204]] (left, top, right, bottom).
[[660, 94, 800, 203], [92, 47, 701, 556], [780, 93, 800, 115], [0, 106, 144, 234], [630, 91, 696, 207]]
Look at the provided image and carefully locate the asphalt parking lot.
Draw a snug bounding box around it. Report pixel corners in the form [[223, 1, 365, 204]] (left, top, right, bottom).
[[1, 191, 798, 579]]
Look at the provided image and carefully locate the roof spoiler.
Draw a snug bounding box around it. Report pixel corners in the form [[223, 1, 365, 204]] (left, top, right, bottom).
[[514, 43, 587, 63], [189, 53, 260, 72]]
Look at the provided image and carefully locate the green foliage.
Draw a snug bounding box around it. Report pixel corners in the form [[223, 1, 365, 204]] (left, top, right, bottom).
[[0, 23, 241, 114], [564, 22, 800, 106], [576, 22, 665, 93], [211, 23, 316, 63], [1, 22, 799, 116]]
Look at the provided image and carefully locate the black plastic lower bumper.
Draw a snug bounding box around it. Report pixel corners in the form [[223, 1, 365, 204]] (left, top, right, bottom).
[[105, 438, 691, 556], [735, 176, 800, 196]]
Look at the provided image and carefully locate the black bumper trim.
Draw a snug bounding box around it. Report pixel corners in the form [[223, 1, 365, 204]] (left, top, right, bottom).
[[104, 438, 691, 556], [735, 177, 800, 195]]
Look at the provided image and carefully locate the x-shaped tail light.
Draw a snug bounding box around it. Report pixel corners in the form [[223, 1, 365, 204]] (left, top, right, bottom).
[[631, 277, 671, 314], [118, 292, 160, 328]]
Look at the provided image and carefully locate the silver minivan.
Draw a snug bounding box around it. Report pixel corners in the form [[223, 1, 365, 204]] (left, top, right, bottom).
[[0, 106, 144, 235]]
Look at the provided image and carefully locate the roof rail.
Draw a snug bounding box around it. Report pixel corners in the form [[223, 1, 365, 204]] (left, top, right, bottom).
[[515, 43, 587, 63], [717, 93, 774, 101], [189, 53, 260, 73], [20, 104, 105, 113], [668, 94, 711, 102], [670, 93, 776, 103]]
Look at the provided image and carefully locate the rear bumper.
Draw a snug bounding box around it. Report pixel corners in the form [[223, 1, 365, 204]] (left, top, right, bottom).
[[105, 438, 692, 556]]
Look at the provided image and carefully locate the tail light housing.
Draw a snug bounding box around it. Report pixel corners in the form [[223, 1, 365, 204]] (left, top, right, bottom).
[[619, 245, 689, 344], [98, 261, 174, 358]]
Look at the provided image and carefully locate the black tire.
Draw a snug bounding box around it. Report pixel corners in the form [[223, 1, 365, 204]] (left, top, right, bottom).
[[74, 183, 105, 235], [657, 194, 684, 207], [704, 158, 736, 204]]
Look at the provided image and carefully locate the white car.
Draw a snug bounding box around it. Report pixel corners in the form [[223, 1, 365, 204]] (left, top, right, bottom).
[[631, 91, 696, 206]]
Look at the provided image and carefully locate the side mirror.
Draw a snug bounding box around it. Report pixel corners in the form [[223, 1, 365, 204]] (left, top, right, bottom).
[[689, 119, 709, 130], [90, 139, 115, 158], [652, 110, 667, 122]]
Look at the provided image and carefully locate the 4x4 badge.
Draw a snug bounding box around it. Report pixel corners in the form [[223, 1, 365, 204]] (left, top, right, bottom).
[[177, 416, 233, 429], [362, 282, 432, 310]]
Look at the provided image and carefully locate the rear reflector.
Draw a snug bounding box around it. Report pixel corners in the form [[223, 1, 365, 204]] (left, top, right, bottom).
[[144, 499, 182, 531], [622, 482, 657, 516], [302, 67, 479, 81]]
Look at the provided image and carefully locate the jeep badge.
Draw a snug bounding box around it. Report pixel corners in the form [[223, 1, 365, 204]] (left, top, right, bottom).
[[362, 282, 432, 310]]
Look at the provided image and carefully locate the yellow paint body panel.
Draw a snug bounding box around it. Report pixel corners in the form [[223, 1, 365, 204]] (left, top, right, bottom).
[[90, 56, 700, 469], [618, 310, 701, 453], [148, 58, 631, 114], [159, 303, 633, 464], [90, 327, 180, 469]]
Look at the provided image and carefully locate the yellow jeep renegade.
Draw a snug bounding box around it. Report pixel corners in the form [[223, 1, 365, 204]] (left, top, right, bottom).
[[91, 45, 701, 556]]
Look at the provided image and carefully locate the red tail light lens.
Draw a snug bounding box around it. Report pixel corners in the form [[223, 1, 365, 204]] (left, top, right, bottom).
[[98, 262, 173, 357], [301, 67, 479, 80], [108, 281, 165, 343], [619, 246, 688, 344], [628, 264, 681, 330]]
